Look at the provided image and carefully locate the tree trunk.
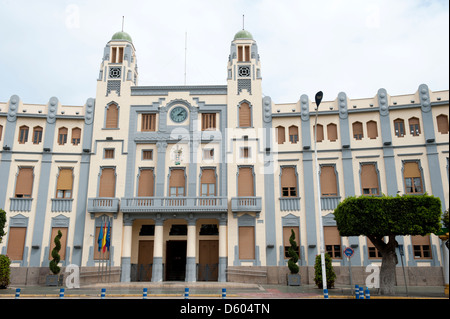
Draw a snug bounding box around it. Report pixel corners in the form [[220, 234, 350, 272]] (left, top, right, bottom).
[[368, 234, 398, 295]]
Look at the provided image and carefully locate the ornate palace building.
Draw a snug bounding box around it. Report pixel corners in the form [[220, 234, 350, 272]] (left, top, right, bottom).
[[0, 29, 448, 285]]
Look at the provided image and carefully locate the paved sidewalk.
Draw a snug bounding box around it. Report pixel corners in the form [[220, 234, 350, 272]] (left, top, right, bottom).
[[0, 282, 447, 299]]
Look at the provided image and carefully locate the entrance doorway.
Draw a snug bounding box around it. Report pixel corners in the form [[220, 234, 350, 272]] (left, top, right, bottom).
[[198, 240, 219, 281], [165, 240, 187, 281], [137, 240, 153, 281]]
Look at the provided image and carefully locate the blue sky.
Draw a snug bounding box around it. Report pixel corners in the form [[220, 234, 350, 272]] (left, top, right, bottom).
[[0, 0, 448, 105]]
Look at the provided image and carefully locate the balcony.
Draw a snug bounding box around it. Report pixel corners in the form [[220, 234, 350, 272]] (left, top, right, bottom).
[[279, 197, 301, 211], [120, 196, 228, 213], [231, 197, 262, 213], [51, 198, 74, 212], [87, 197, 120, 213], [320, 196, 341, 210], [10, 198, 33, 212]]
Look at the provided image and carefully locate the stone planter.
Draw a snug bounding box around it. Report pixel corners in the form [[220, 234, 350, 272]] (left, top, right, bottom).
[[46, 274, 63, 286], [287, 273, 301, 286]]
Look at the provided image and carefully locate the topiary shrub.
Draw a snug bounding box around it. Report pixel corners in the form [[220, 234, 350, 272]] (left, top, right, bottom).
[[49, 230, 62, 275], [287, 229, 299, 274], [314, 253, 336, 289], [0, 254, 11, 289]]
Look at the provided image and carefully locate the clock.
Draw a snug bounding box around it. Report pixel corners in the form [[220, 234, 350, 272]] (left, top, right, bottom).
[[170, 106, 188, 123]]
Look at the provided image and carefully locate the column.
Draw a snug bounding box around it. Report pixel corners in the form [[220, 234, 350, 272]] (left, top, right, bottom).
[[185, 218, 196, 282], [218, 216, 228, 282], [152, 219, 164, 282], [120, 218, 133, 282]]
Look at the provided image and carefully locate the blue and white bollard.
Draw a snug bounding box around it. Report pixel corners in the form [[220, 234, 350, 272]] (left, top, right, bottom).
[[359, 286, 364, 299], [59, 288, 65, 299], [222, 288, 226, 299], [184, 287, 189, 299], [143, 288, 148, 299], [323, 288, 329, 299], [101, 288, 106, 299], [355, 285, 359, 299], [15, 288, 21, 299], [365, 287, 370, 299]]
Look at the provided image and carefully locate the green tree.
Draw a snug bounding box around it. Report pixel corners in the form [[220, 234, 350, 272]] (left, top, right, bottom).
[[287, 229, 299, 274], [0, 209, 6, 244], [314, 253, 336, 289], [49, 230, 63, 275], [334, 194, 441, 295]]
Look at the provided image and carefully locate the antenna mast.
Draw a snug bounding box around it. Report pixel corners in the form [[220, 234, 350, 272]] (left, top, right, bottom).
[[184, 31, 187, 85], [242, 14, 245, 29], [122, 16, 124, 32]]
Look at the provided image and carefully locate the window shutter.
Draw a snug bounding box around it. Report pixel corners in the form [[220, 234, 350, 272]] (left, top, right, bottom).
[[15, 167, 33, 197], [314, 124, 324, 142], [320, 166, 337, 196], [404, 162, 420, 178], [71, 127, 81, 145], [361, 164, 379, 190], [239, 102, 251, 127], [48, 227, 67, 260], [353, 122, 363, 139], [277, 126, 285, 144], [327, 123, 338, 141], [99, 168, 116, 197], [367, 121, 378, 139], [106, 104, 119, 128], [436, 114, 449, 134], [239, 226, 255, 259], [138, 169, 154, 197], [7, 227, 27, 260], [238, 167, 254, 196], [56, 168, 73, 192], [281, 167, 297, 189], [169, 169, 185, 188]]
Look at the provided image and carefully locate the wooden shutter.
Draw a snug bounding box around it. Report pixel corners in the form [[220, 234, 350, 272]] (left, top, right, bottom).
[[244, 46, 250, 61], [7, 227, 27, 260], [239, 102, 251, 127], [361, 164, 379, 190], [48, 227, 67, 260], [238, 167, 254, 196], [169, 169, 185, 188], [15, 167, 33, 197], [142, 114, 156, 131], [327, 123, 338, 141], [99, 168, 115, 197], [277, 126, 285, 144], [239, 226, 255, 259], [106, 104, 118, 128], [353, 122, 363, 139], [71, 127, 81, 145], [436, 114, 449, 134], [56, 168, 73, 192], [404, 162, 420, 178], [367, 121, 378, 139], [111, 47, 117, 63], [283, 227, 299, 248], [281, 167, 297, 188], [314, 124, 324, 142], [202, 113, 216, 130], [237, 46, 243, 62], [138, 169, 154, 197], [201, 169, 216, 185], [324, 226, 341, 245], [321, 166, 337, 196], [118, 47, 124, 63]]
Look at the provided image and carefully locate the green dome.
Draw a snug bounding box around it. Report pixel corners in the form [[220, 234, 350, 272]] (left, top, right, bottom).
[[234, 29, 253, 40], [111, 31, 133, 43]]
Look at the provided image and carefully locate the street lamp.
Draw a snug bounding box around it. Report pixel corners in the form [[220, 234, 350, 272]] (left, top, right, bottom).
[[314, 91, 328, 298]]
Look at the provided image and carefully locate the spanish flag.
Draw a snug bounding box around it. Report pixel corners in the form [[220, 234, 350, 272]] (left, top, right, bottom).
[[101, 222, 107, 252]]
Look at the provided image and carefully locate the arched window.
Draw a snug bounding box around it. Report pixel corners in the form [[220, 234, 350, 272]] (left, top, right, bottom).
[[289, 126, 298, 144], [366, 121, 378, 139], [314, 124, 324, 142], [436, 114, 449, 134], [352, 122, 363, 140], [18, 125, 29, 144], [58, 127, 68, 145], [276, 126, 285, 144], [327, 123, 338, 141], [71, 127, 81, 145], [408, 117, 421, 136], [32, 126, 43, 144]]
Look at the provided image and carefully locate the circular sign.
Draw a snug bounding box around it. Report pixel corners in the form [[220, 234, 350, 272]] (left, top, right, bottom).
[[344, 247, 354, 258]]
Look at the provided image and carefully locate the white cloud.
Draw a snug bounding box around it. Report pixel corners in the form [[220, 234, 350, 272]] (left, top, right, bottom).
[[0, 0, 448, 105]]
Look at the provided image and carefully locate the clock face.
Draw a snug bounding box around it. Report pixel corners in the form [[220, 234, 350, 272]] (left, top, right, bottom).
[[170, 106, 188, 123]]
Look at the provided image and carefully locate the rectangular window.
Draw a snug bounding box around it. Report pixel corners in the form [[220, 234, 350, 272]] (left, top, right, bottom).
[[361, 163, 380, 195], [238, 166, 254, 196], [169, 169, 185, 197], [142, 150, 153, 160], [239, 226, 255, 259], [15, 167, 33, 198], [56, 168, 73, 198], [237, 46, 243, 62], [118, 47, 124, 63], [111, 47, 117, 63], [201, 169, 216, 197], [324, 226, 341, 259], [283, 227, 300, 258], [99, 167, 116, 197], [411, 236, 432, 259], [244, 46, 250, 61], [281, 167, 297, 197], [403, 161, 423, 194], [141, 114, 156, 131], [7, 227, 27, 260], [138, 168, 154, 197], [202, 113, 216, 131], [240, 147, 250, 158], [104, 149, 115, 159], [367, 239, 382, 259], [48, 227, 67, 260], [320, 165, 338, 196]]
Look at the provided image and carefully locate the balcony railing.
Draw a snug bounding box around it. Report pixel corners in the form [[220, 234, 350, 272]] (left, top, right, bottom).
[[231, 196, 262, 212], [87, 197, 120, 213], [279, 197, 301, 211], [10, 198, 33, 212], [320, 196, 341, 210], [121, 196, 228, 213], [51, 198, 74, 212]]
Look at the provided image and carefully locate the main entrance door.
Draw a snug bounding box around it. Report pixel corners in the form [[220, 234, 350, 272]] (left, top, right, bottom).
[[198, 240, 219, 281], [137, 240, 153, 281], [165, 240, 187, 281]]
